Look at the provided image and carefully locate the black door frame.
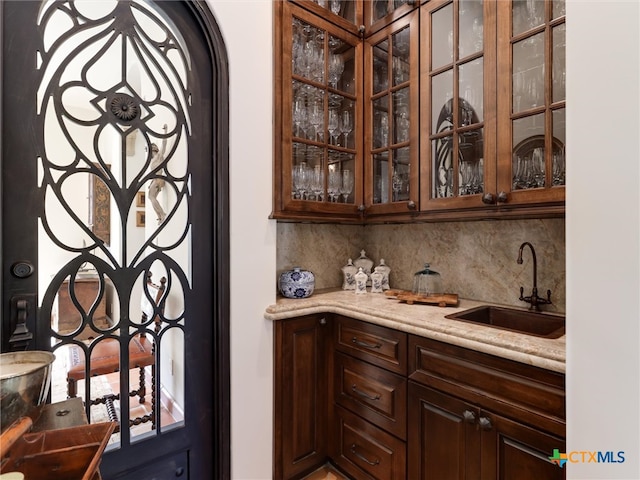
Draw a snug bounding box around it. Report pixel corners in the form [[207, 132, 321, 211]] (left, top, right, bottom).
[[0, 1, 230, 478]]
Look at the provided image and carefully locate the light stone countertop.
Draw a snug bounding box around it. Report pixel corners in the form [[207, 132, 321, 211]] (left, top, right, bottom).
[[264, 288, 566, 373]]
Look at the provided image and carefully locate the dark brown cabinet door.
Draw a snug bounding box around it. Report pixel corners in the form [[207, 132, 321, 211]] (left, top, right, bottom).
[[274, 314, 329, 479], [481, 412, 566, 480], [408, 381, 481, 480]]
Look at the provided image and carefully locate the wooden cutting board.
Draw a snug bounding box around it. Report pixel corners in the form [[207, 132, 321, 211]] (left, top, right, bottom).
[[385, 289, 459, 307]]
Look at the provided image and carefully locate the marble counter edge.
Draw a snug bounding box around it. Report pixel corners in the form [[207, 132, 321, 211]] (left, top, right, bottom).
[[264, 290, 566, 373]]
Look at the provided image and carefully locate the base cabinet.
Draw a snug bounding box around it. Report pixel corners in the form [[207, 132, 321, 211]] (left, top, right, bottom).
[[274, 314, 329, 480], [273, 316, 566, 480], [408, 381, 565, 480]]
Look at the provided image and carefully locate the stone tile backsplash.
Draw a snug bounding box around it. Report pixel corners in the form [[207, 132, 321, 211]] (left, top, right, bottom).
[[276, 219, 566, 312], [276, 218, 565, 312]]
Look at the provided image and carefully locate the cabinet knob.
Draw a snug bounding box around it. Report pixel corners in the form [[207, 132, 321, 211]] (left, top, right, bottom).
[[497, 191, 508, 203], [481, 193, 495, 205], [407, 200, 416, 210], [357, 204, 366, 212], [463, 410, 476, 424], [478, 416, 493, 431]]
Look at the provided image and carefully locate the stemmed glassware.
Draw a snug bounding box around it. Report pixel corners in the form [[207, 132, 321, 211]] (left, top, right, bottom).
[[293, 94, 306, 138], [310, 164, 324, 201], [339, 169, 353, 203], [293, 162, 310, 199], [328, 168, 341, 202], [328, 52, 344, 89], [340, 110, 353, 148], [330, 0, 341, 15], [309, 100, 324, 142], [328, 109, 340, 145]]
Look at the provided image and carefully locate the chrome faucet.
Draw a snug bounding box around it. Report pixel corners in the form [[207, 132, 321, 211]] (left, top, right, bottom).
[[517, 242, 552, 311]]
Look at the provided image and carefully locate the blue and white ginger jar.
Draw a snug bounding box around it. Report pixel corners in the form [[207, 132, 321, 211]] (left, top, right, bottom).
[[279, 267, 315, 298]]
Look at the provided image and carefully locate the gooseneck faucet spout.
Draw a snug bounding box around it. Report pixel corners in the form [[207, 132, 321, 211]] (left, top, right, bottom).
[[517, 242, 552, 311]]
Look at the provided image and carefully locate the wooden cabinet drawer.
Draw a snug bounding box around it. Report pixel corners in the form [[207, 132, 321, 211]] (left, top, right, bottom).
[[334, 352, 407, 440], [332, 405, 406, 480], [334, 316, 407, 375], [408, 335, 565, 437]]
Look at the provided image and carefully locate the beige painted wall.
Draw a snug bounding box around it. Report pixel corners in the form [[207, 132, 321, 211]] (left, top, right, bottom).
[[277, 218, 565, 312]]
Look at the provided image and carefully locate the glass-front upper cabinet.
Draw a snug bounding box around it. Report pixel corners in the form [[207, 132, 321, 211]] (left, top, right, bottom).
[[290, 0, 364, 36], [496, 0, 565, 206], [365, 0, 420, 34], [364, 10, 419, 216], [274, 2, 363, 220], [420, 0, 497, 211]]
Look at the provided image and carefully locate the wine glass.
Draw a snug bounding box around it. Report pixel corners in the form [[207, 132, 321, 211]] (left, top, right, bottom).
[[328, 52, 344, 89], [339, 169, 353, 203], [293, 162, 309, 199], [292, 94, 306, 138], [328, 168, 341, 202], [311, 164, 324, 201], [328, 109, 340, 145], [309, 101, 323, 142], [340, 110, 352, 148], [330, 0, 341, 15]]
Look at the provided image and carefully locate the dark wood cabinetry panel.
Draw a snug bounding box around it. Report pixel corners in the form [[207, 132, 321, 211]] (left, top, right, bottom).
[[274, 314, 330, 479], [334, 315, 407, 375], [273, 314, 565, 480]]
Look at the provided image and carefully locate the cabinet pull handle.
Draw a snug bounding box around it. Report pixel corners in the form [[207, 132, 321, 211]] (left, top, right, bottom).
[[478, 416, 493, 431], [350, 444, 380, 466], [351, 337, 382, 349], [352, 384, 381, 401], [463, 410, 476, 423]]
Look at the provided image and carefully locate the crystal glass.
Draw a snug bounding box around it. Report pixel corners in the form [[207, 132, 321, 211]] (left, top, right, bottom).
[[310, 164, 324, 201], [328, 167, 341, 202], [340, 110, 353, 148], [328, 108, 340, 145], [339, 169, 353, 203]]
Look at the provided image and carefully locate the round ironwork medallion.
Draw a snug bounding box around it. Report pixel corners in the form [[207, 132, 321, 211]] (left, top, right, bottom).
[[110, 94, 139, 122]]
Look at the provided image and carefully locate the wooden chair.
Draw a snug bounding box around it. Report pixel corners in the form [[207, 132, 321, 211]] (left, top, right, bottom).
[[66, 273, 166, 430]]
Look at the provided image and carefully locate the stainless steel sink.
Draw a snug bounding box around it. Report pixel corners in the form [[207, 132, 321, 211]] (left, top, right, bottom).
[[445, 305, 565, 338]]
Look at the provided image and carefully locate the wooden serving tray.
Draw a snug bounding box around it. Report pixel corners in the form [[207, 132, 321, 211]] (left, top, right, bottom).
[[0, 417, 116, 480], [385, 289, 459, 307]]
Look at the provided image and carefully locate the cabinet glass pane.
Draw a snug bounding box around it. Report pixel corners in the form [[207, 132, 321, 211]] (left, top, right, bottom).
[[373, 152, 389, 204], [373, 95, 389, 149], [513, 33, 544, 111], [393, 88, 410, 143], [552, 0, 566, 20], [392, 27, 410, 86], [459, 128, 484, 195], [459, 0, 483, 59], [458, 58, 484, 125], [432, 3, 453, 70], [292, 142, 325, 200], [552, 108, 566, 186], [433, 137, 453, 198], [432, 70, 453, 134], [315, 0, 357, 23], [552, 24, 566, 103], [328, 150, 355, 203], [512, 113, 545, 190], [513, 0, 545, 36], [373, 40, 389, 94], [292, 20, 325, 83], [392, 147, 410, 201], [372, 0, 411, 23]]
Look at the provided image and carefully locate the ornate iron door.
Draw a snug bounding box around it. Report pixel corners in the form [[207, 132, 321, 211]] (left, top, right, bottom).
[[1, 1, 230, 478]]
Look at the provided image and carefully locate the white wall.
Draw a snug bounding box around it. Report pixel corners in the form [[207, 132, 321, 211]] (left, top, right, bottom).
[[208, 1, 640, 479], [206, 2, 277, 479]]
